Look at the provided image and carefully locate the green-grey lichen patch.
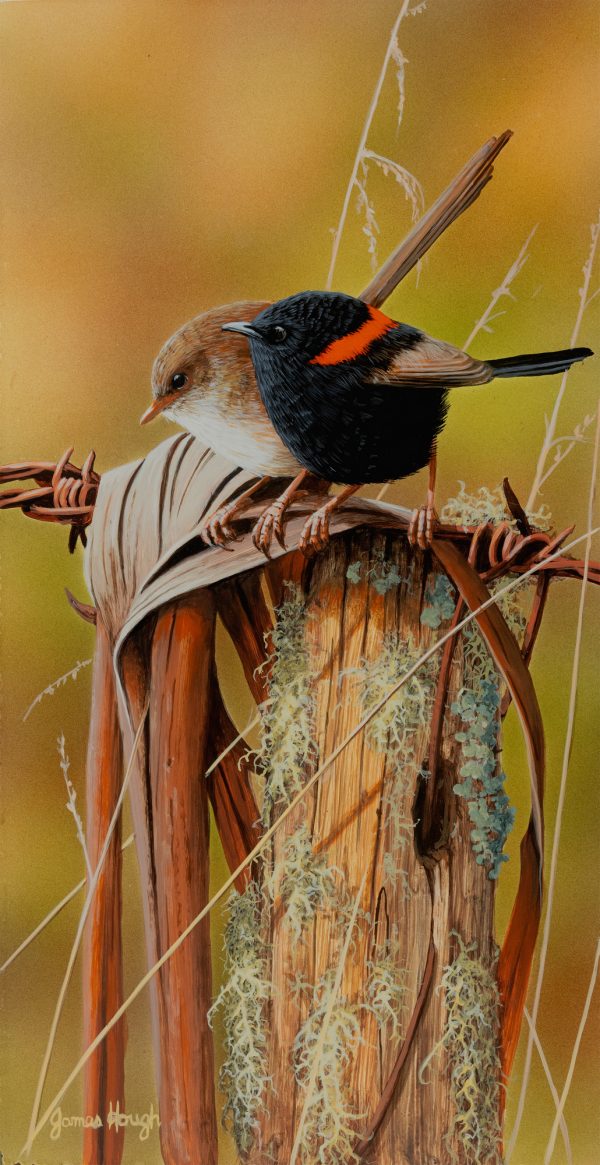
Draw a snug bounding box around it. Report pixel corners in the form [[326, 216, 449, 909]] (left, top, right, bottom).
[[371, 558, 405, 595], [271, 824, 338, 941], [208, 883, 271, 1153], [420, 573, 457, 629], [420, 935, 503, 1165], [452, 678, 515, 879], [451, 575, 529, 878], [365, 936, 409, 1043], [292, 969, 366, 1164], [345, 547, 407, 594], [441, 481, 552, 531], [254, 583, 315, 825]]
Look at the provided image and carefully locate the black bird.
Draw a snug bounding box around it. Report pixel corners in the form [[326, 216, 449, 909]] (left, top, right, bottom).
[[223, 291, 592, 553]]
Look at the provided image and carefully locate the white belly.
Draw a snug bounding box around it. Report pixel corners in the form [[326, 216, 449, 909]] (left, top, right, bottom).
[[168, 395, 301, 478]]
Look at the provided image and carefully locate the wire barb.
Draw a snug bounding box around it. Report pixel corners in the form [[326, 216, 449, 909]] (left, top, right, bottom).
[[0, 447, 100, 552]]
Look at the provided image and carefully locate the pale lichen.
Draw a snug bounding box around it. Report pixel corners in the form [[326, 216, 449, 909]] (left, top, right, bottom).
[[420, 935, 503, 1165], [271, 824, 338, 941], [365, 935, 409, 1043], [254, 584, 315, 825], [357, 632, 436, 765], [451, 576, 529, 878], [208, 883, 271, 1153], [440, 481, 552, 531], [292, 969, 366, 1164]]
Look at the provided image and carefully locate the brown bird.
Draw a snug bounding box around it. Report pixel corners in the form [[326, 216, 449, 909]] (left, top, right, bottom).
[[140, 131, 515, 555], [140, 301, 327, 551]]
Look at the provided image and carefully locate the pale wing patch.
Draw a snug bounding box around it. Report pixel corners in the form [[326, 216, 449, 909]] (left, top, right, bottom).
[[369, 337, 493, 387]]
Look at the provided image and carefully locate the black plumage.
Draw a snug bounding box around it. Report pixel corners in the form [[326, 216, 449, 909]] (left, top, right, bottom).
[[223, 291, 592, 487]]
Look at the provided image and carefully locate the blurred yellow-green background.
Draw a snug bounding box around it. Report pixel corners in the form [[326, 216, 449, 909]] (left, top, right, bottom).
[[1, 2, 599, 1162]]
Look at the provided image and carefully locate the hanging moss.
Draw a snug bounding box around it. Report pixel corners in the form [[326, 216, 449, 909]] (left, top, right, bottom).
[[254, 583, 316, 825], [271, 824, 338, 941], [365, 934, 409, 1043], [292, 969, 366, 1165], [491, 576, 531, 643], [357, 632, 436, 766], [207, 883, 271, 1154], [420, 935, 503, 1165]]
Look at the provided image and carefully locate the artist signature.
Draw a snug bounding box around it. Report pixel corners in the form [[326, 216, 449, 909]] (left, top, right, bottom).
[[49, 1101, 160, 1142]]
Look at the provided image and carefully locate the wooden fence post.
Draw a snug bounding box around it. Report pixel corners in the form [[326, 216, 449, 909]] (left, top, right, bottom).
[[244, 532, 504, 1164]]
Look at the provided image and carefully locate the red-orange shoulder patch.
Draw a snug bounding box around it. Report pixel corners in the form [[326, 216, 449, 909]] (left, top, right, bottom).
[[309, 304, 395, 366]]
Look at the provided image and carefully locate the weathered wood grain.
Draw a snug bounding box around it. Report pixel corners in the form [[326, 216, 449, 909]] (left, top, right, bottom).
[[251, 533, 499, 1164]]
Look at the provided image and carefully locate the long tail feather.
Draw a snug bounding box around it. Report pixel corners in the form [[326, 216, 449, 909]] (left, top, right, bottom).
[[488, 347, 593, 378]]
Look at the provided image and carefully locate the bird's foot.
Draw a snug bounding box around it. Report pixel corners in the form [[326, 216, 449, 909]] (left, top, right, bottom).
[[252, 498, 288, 558], [299, 504, 333, 557], [200, 504, 242, 549], [408, 504, 438, 551]]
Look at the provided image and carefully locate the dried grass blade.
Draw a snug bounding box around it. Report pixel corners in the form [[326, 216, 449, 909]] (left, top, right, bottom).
[[522, 1009, 572, 1164], [543, 939, 600, 1165], [0, 836, 134, 975], [22, 705, 148, 1158]]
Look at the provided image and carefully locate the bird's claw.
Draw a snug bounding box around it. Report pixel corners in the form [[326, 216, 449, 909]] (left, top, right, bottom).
[[200, 506, 241, 550], [299, 505, 331, 557], [408, 504, 438, 551], [252, 500, 287, 558]]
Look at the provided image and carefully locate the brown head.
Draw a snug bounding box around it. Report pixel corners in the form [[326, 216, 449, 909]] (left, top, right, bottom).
[[140, 300, 270, 426]]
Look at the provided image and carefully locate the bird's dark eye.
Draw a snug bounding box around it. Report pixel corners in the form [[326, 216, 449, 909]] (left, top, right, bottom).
[[271, 326, 287, 343], [170, 372, 188, 390]]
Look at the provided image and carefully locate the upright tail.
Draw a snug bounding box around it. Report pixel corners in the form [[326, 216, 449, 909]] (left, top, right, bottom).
[[487, 347, 593, 378]]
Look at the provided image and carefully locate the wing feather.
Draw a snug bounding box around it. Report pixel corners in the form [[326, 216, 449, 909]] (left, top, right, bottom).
[[368, 337, 493, 388]]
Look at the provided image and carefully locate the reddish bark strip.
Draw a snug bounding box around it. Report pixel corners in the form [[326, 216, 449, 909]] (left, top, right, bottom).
[[498, 820, 543, 1083], [121, 597, 218, 1165], [82, 617, 126, 1165], [216, 571, 273, 702], [210, 688, 262, 890]]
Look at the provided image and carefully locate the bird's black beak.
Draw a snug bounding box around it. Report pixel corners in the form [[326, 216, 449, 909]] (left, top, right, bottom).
[[221, 321, 260, 340]]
